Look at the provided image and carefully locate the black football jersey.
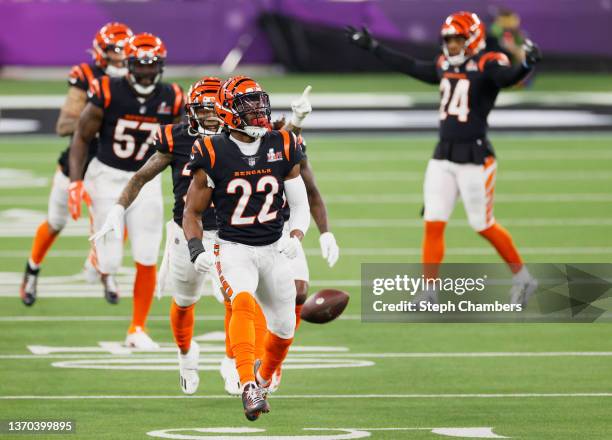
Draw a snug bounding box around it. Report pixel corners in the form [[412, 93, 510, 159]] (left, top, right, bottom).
[[88, 76, 184, 172], [190, 130, 303, 246], [57, 63, 105, 177], [154, 122, 217, 231], [374, 45, 531, 165], [433, 52, 512, 163]]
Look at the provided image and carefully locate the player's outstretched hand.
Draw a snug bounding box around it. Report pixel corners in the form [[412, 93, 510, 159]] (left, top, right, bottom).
[[319, 232, 339, 268], [278, 235, 302, 259], [193, 249, 215, 274], [345, 26, 378, 51], [522, 39, 542, 66], [290, 85, 312, 128], [89, 204, 125, 243]]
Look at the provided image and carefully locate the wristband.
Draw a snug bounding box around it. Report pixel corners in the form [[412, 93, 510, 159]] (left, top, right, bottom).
[[187, 238, 205, 263]]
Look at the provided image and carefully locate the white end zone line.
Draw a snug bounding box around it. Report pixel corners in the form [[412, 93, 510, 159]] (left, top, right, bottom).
[[1, 393, 611, 400]]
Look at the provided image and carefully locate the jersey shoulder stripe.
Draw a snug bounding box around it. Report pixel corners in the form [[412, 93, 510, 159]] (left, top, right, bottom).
[[164, 124, 175, 152], [100, 76, 111, 108], [81, 63, 95, 87], [478, 51, 511, 71], [279, 129, 292, 161], [171, 83, 183, 116], [203, 136, 216, 168]]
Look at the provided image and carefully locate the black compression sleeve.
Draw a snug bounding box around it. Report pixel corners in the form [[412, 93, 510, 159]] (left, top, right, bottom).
[[373, 44, 439, 85], [487, 62, 532, 88]]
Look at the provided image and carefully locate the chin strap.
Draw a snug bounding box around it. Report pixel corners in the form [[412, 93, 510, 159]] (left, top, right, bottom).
[[232, 125, 267, 139]]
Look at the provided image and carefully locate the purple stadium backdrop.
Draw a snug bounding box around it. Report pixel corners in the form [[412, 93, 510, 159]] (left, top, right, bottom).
[[0, 0, 610, 66]]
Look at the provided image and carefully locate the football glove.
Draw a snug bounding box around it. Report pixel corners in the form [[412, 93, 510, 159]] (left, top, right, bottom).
[[522, 39, 542, 67], [89, 204, 125, 243], [319, 232, 339, 268], [290, 85, 312, 128], [193, 249, 215, 274], [345, 25, 378, 51], [67, 180, 90, 221], [278, 235, 302, 260]]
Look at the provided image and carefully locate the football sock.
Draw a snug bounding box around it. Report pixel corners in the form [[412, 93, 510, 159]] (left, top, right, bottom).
[[254, 302, 267, 361], [129, 263, 156, 332], [170, 300, 194, 354], [223, 300, 234, 358], [479, 222, 523, 273], [29, 221, 59, 267], [261, 332, 293, 383], [229, 292, 256, 384], [422, 221, 446, 279]]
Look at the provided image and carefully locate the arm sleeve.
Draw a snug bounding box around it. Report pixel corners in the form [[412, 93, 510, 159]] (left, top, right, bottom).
[[285, 175, 310, 236], [188, 138, 211, 172], [87, 77, 109, 109], [373, 44, 439, 85], [482, 52, 532, 88]]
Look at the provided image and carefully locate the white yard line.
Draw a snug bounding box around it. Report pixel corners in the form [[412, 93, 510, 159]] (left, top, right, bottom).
[[0, 393, 611, 400]]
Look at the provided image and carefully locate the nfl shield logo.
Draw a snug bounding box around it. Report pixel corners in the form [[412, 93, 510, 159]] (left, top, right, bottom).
[[247, 157, 257, 167]]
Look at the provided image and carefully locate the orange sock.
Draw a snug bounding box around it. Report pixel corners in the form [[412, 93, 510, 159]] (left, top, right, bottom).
[[170, 300, 194, 354], [30, 221, 59, 267], [223, 300, 233, 358], [129, 263, 156, 332], [295, 304, 303, 330], [422, 221, 446, 279], [261, 332, 293, 382], [254, 303, 267, 361], [479, 222, 523, 273], [229, 292, 256, 384]]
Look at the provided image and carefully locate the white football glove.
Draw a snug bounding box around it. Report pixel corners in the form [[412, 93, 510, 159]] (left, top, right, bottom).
[[278, 235, 302, 259], [319, 232, 339, 267], [89, 204, 125, 243], [290, 85, 312, 128], [193, 249, 215, 274]]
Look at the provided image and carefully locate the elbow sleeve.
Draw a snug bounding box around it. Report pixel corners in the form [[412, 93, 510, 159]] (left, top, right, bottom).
[[284, 175, 310, 236]]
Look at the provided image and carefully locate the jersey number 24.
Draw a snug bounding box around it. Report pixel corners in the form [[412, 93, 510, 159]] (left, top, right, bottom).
[[439, 78, 470, 122]]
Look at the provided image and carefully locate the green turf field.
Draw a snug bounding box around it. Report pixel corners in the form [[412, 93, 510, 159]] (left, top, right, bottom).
[[2, 72, 612, 95], [1, 133, 612, 439]]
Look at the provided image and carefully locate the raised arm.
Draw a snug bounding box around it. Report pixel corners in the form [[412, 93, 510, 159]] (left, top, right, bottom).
[[346, 26, 439, 85]]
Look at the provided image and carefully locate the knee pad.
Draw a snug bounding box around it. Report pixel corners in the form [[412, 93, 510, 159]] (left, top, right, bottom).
[[47, 213, 67, 232], [267, 312, 296, 340], [295, 280, 309, 305], [173, 291, 200, 308]]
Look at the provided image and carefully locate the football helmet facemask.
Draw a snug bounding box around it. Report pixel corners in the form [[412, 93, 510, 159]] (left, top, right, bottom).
[[124, 33, 167, 96], [186, 76, 222, 136], [92, 22, 133, 77], [441, 11, 486, 66]]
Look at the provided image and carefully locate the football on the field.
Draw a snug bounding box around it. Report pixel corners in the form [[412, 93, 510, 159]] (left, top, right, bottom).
[[300, 289, 349, 324]]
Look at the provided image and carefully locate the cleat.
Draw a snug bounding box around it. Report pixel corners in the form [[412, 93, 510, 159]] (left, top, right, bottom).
[[20, 262, 39, 307], [125, 326, 159, 350], [82, 258, 100, 284], [101, 274, 120, 304], [510, 276, 538, 307], [241, 382, 269, 421], [268, 367, 282, 394], [178, 341, 200, 395], [220, 356, 241, 396]]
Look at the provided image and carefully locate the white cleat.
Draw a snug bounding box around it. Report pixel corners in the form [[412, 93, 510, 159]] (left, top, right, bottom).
[[178, 341, 200, 395], [125, 326, 160, 350], [220, 356, 241, 396], [268, 368, 282, 394], [510, 276, 538, 307], [82, 258, 100, 284]]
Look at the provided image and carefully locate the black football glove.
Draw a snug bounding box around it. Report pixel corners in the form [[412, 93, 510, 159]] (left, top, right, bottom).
[[522, 39, 542, 67], [345, 25, 379, 51]]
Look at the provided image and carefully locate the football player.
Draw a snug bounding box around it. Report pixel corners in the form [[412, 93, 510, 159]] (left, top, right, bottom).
[[20, 22, 133, 306], [91, 76, 223, 393], [347, 12, 541, 304], [184, 76, 310, 420], [68, 33, 184, 348]]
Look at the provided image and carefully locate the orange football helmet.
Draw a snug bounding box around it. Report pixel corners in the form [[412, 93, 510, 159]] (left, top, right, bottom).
[[215, 76, 271, 139], [124, 33, 167, 95], [92, 22, 133, 76], [440, 11, 486, 65], [186, 76, 222, 135]]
